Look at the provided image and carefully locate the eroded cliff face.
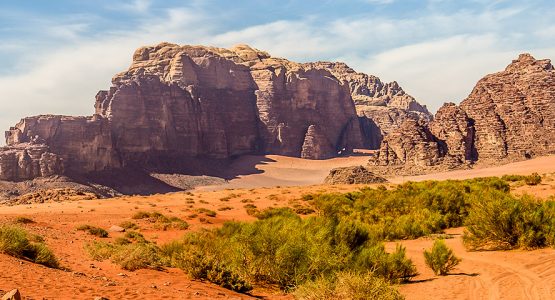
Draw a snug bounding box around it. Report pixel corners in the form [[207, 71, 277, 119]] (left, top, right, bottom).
[[5, 115, 118, 174], [96, 45, 261, 163], [312, 62, 432, 149], [372, 53, 555, 173], [373, 118, 443, 167], [0, 144, 63, 181], [1, 43, 387, 181], [460, 54, 555, 161]]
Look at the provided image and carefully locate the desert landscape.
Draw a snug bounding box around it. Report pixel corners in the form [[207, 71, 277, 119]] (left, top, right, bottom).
[[1, 155, 555, 299], [2, 1, 555, 300]]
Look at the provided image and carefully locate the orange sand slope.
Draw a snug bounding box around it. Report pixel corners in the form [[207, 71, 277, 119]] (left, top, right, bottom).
[[1, 155, 555, 299], [201, 154, 555, 190]]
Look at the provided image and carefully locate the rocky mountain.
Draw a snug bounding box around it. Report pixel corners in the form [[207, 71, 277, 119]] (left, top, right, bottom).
[[1, 43, 428, 184], [372, 53, 555, 173], [311, 62, 432, 149]]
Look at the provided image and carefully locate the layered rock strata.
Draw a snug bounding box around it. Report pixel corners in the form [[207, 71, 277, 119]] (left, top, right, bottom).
[[312, 62, 432, 149], [372, 53, 555, 171]]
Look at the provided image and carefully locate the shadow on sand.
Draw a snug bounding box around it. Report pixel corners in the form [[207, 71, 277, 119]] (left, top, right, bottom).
[[77, 155, 277, 196]]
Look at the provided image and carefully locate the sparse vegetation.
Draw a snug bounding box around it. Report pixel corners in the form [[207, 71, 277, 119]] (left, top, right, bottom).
[[86, 230, 162, 271], [423, 239, 461, 275], [501, 173, 542, 185], [196, 208, 217, 217], [311, 178, 509, 241], [463, 193, 555, 250], [131, 211, 189, 230], [218, 206, 233, 211], [13, 216, 35, 224], [161, 212, 416, 293], [76, 224, 109, 237], [0, 225, 59, 268], [294, 272, 404, 300], [76, 175, 555, 296], [119, 221, 139, 230]]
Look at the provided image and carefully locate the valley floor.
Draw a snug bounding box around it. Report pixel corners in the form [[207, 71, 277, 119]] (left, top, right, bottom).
[[1, 154, 555, 299]]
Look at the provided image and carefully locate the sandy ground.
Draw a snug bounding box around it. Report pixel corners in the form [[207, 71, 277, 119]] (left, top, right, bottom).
[[386, 227, 555, 300], [0, 185, 360, 300], [199, 154, 555, 191], [1, 154, 555, 299], [196, 154, 371, 191]]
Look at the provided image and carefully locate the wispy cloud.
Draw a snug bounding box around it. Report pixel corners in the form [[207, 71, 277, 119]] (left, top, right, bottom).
[[107, 0, 152, 14]]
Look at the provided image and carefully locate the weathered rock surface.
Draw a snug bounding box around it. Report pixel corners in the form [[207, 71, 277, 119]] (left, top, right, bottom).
[[4, 43, 395, 182], [312, 62, 432, 149], [373, 118, 444, 167], [429, 103, 476, 164], [324, 165, 387, 184], [0, 144, 63, 181], [372, 53, 555, 173], [300, 125, 336, 159], [5, 115, 118, 173], [460, 53, 555, 162]]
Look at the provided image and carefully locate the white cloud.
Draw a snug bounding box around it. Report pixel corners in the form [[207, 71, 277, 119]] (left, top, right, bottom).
[[108, 0, 152, 14]]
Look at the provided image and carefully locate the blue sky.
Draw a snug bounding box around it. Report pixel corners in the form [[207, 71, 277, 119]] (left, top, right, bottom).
[[1, 0, 554, 135]]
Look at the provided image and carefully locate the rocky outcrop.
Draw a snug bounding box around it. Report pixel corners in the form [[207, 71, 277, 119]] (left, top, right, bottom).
[[5, 115, 118, 174], [429, 103, 476, 164], [312, 62, 430, 113], [324, 165, 387, 184], [312, 62, 432, 149], [1, 43, 375, 181], [0, 144, 63, 181], [300, 125, 336, 159], [373, 119, 444, 167], [460, 53, 555, 162], [372, 53, 555, 172]]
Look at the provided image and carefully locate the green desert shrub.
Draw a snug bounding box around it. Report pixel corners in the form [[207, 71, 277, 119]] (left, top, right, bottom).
[[524, 173, 542, 186], [294, 272, 404, 300], [501, 173, 542, 185], [0, 225, 59, 268], [119, 221, 139, 230], [463, 192, 554, 250], [308, 178, 518, 241], [196, 208, 217, 217], [423, 239, 461, 275], [161, 213, 415, 293], [85, 234, 162, 271], [254, 207, 297, 220], [131, 211, 189, 230], [76, 224, 109, 237]]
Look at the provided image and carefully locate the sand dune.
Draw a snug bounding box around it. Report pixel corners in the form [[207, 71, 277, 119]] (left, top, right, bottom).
[[200, 154, 555, 191]]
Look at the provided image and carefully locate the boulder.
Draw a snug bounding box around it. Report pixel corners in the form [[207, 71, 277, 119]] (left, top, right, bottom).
[[324, 166, 387, 184]]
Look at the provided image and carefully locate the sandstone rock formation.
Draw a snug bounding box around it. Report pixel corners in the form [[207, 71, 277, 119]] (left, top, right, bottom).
[[0, 144, 63, 181], [460, 53, 555, 162], [5, 43, 411, 181], [373, 118, 444, 167], [324, 165, 387, 184], [6, 115, 118, 173], [372, 53, 555, 173], [312, 62, 432, 149]]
